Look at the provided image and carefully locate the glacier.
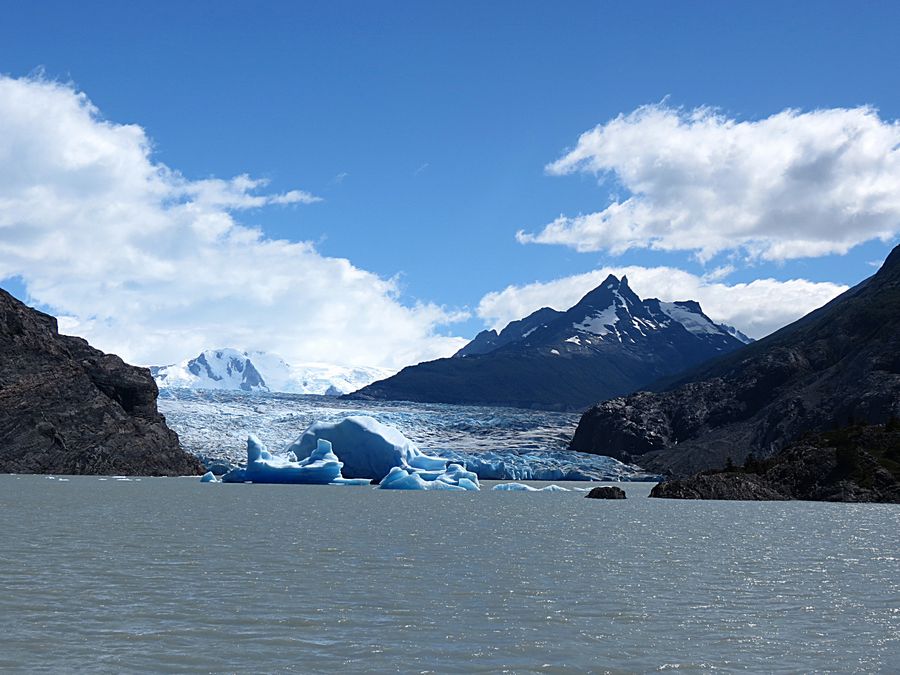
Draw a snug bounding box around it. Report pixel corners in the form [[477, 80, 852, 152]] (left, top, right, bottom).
[[159, 389, 660, 482]]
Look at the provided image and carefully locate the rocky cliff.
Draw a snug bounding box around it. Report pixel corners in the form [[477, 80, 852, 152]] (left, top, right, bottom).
[[571, 245, 900, 476], [0, 289, 202, 475], [650, 425, 900, 503]]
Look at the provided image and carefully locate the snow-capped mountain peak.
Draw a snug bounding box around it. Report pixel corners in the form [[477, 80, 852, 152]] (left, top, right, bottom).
[[152, 349, 393, 396], [352, 275, 754, 411], [457, 275, 752, 358]]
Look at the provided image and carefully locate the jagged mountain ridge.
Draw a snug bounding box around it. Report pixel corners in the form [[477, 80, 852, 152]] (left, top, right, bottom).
[[152, 348, 393, 396], [349, 275, 747, 411], [570, 245, 900, 476]]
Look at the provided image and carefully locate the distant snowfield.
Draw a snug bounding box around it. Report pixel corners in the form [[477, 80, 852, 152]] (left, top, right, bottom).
[[152, 348, 393, 395]]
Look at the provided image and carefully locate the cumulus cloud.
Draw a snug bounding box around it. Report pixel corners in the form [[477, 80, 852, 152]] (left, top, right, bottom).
[[477, 266, 849, 339], [0, 76, 466, 368], [518, 104, 900, 261]]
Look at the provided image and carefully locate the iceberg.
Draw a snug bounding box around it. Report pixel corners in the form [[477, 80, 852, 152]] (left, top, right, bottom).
[[222, 435, 347, 485], [200, 471, 219, 483], [288, 416, 481, 491], [378, 464, 479, 491], [492, 482, 571, 492], [287, 415, 455, 480], [220, 420, 480, 491]]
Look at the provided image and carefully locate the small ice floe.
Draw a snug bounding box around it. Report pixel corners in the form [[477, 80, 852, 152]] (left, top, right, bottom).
[[200, 471, 219, 483], [492, 483, 571, 492], [378, 463, 480, 491]]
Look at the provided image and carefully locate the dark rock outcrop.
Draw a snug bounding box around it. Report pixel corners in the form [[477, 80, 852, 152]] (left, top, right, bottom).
[[349, 275, 745, 411], [571, 245, 900, 475], [0, 288, 203, 476], [585, 486, 627, 499], [650, 425, 900, 503]]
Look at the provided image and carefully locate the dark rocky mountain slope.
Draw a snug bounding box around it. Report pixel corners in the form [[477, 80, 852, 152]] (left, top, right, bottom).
[[650, 424, 900, 503], [0, 289, 202, 475], [349, 275, 746, 411], [571, 245, 900, 476]]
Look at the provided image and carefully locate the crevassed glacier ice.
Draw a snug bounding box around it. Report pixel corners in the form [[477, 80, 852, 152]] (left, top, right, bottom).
[[287, 415, 452, 480], [160, 389, 661, 482], [222, 435, 347, 485]]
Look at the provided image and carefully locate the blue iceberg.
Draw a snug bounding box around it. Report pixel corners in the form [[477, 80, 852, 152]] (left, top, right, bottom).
[[286, 415, 450, 480], [221, 419, 480, 490], [378, 463, 480, 491], [222, 435, 347, 485], [200, 471, 219, 483]]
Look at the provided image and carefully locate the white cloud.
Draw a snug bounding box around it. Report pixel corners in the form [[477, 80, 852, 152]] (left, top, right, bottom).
[[518, 104, 900, 261], [477, 266, 848, 339], [0, 76, 466, 368]]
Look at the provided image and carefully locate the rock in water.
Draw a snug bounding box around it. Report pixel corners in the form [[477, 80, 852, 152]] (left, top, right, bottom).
[[649, 475, 785, 501], [585, 486, 626, 499], [0, 289, 203, 476]]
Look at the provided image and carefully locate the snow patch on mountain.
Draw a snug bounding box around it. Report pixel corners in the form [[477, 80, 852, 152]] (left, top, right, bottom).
[[718, 323, 755, 344], [658, 301, 723, 337], [575, 304, 620, 337], [152, 348, 393, 396]]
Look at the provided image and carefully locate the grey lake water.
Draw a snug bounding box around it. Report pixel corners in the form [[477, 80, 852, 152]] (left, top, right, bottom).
[[1, 475, 898, 673]]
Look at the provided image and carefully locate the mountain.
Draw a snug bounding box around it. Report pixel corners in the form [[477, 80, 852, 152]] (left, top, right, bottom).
[[0, 288, 202, 476], [152, 348, 393, 396], [348, 275, 747, 411], [570, 245, 900, 476]]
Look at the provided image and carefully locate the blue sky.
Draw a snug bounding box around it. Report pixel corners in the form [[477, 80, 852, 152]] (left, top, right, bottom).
[[1, 1, 899, 367]]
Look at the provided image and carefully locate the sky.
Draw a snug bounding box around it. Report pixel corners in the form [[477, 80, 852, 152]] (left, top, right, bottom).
[[1, 1, 899, 368]]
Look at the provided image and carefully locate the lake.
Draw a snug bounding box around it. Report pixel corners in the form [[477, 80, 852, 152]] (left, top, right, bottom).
[[1, 475, 897, 672]]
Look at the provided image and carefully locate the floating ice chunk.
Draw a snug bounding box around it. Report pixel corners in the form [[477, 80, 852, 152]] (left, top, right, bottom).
[[287, 415, 454, 481], [437, 463, 480, 487], [200, 471, 219, 483], [492, 483, 571, 492], [457, 477, 480, 491], [221, 466, 247, 483], [379, 467, 466, 491], [223, 435, 344, 484], [329, 477, 373, 486]]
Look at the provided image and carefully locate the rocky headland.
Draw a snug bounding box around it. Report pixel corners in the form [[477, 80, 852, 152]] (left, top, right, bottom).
[[650, 424, 900, 503], [0, 288, 202, 476]]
